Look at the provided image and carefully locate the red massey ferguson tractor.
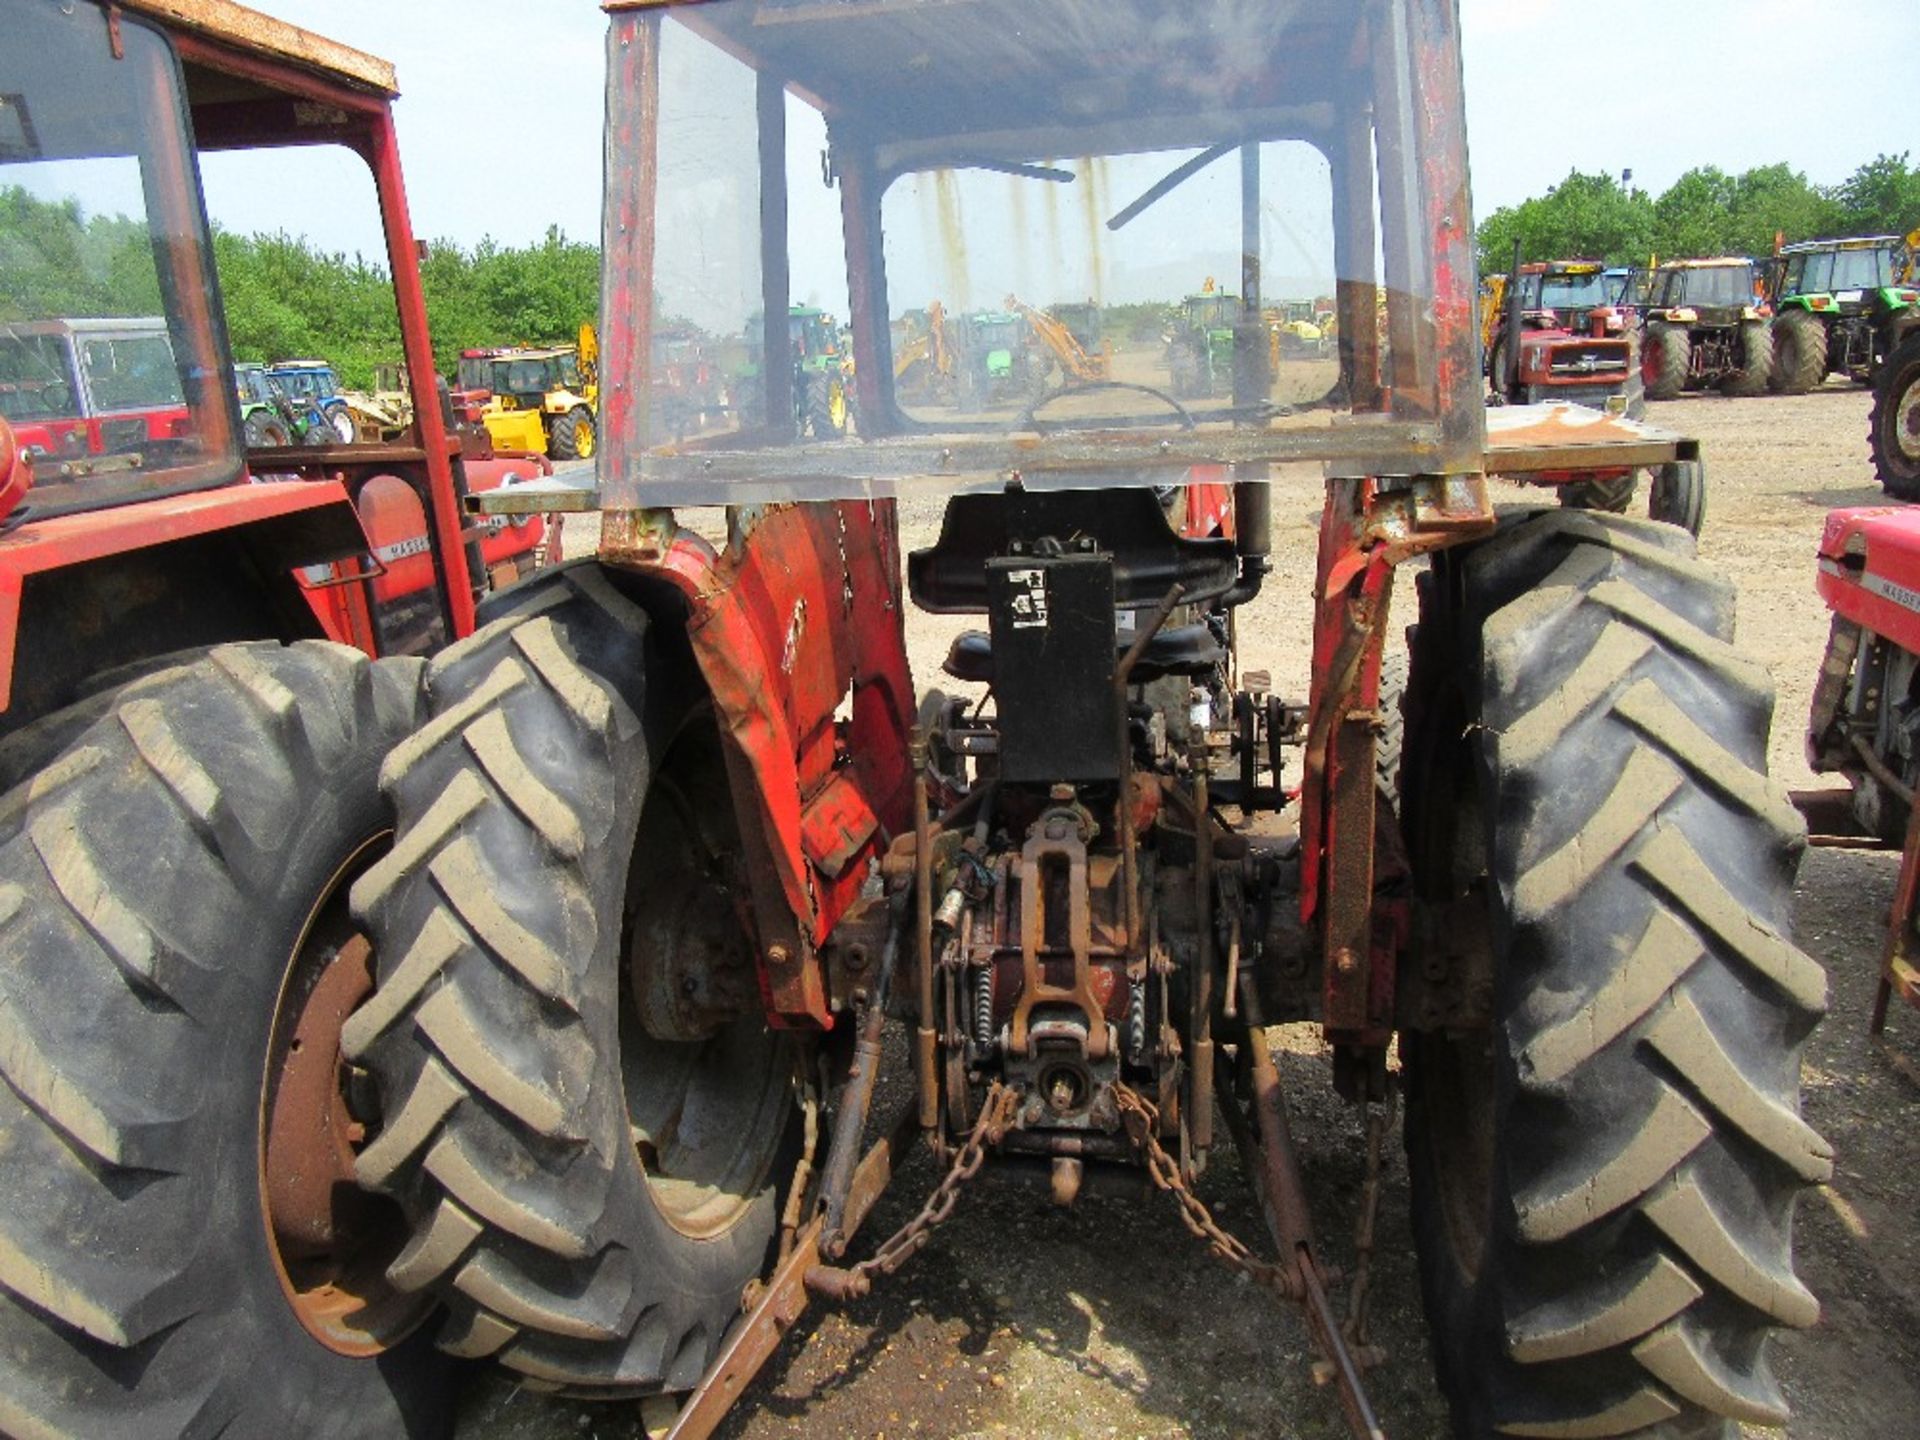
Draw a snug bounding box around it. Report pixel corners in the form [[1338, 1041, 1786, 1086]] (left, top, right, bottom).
[[0, 2, 1828, 1439], [0, 3, 543, 1435], [345, 3, 1824, 1438], [1806, 503, 1920, 1043]]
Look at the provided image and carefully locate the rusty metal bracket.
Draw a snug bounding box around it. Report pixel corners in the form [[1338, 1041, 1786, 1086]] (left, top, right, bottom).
[[1008, 816, 1110, 1059], [664, 1106, 919, 1440]]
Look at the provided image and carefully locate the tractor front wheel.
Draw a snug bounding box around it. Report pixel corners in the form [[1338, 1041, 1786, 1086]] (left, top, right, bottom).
[[349, 563, 796, 1392], [1643, 323, 1689, 401], [548, 406, 595, 461], [1401, 509, 1827, 1439], [0, 642, 449, 1439], [1649, 458, 1707, 537], [1770, 310, 1827, 395], [1871, 328, 1920, 500]]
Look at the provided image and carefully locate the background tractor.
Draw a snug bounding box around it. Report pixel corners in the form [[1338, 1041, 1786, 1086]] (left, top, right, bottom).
[[0, 6, 547, 1434], [1486, 258, 1637, 410], [951, 308, 1040, 411], [734, 304, 853, 436], [344, 4, 1822, 1440], [1166, 286, 1241, 397], [455, 333, 599, 460], [1767, 235, 1920, 395], [1872, 325, 1920, 499], [0, 316, 190, 460], [1641, 257, 1775, 399], [270, 358, 359, 442]]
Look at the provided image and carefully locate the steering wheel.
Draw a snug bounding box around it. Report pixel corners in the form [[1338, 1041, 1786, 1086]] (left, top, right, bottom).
[[1015, 379, 1196, 434]]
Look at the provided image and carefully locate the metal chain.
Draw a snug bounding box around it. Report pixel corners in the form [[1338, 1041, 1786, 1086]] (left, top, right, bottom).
[[1343, 1083, 1397, 1358], [849, 1081, 1020, 1282], [1113, 1082, 1301, 1299]]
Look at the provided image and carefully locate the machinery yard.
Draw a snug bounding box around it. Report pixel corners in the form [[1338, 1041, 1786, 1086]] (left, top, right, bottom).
[[462, 387, 1920, 1440]]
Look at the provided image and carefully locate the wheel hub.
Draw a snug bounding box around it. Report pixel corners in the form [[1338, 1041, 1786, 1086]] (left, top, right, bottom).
[[1898, 383, 1920, 461], [261, 871, 430, 1357], [265, 935, 375, 1254]]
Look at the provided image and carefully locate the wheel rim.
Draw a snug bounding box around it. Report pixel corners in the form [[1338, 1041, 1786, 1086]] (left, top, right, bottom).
[[1897, 375, 1920, 465], [576, 415, 596, 458], [619, 724, 791, 1241], [260, 835, 433, 1356]]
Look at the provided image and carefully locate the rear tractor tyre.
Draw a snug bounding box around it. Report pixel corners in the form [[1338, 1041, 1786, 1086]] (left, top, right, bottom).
[[245, 409, 292, 448], [1400, 509, 1828, 1439], [806, 378, 847, 439], [1643, 323, 1690, 401], [1722, 319, 1773, 398], [1870, 328, 1920, 501], [1769, 310, 1827, 395], [0, 642, 450, 1439], [1649, 459, 1707, 537], [348, 562, 797, 1393]]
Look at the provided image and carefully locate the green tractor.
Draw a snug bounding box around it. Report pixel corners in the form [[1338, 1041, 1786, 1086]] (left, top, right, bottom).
[[952, 308, 1038, 411], [1166, 288, 1240, 398], [235, 361, 335, 447], [1768, 235, 1920, 394], [790, 304, 851, 437]]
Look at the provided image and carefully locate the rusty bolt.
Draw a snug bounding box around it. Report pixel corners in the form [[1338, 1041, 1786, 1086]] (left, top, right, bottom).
[[767, 943, 792, 968], [1334, 947, 1361, 975]]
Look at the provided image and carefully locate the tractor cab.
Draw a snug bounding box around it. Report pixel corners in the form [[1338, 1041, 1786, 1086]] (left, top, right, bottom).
[[1509, 260, 1621, 332], [0, 9, 239, 523]]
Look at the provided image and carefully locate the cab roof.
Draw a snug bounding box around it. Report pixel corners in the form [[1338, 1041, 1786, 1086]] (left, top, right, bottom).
[[118, 0, 397, 97], [1658, 257, 1755, 271], [465, 347, 576, 361], [1778, 236, 1900, 256], [1517, 261, 1604, 276]]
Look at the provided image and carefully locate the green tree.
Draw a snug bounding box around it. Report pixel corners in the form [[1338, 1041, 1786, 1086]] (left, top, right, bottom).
[[1832, 153, 1920, 239], [1476, 170, 1653, 271], [1649, 167, 1740, 260]]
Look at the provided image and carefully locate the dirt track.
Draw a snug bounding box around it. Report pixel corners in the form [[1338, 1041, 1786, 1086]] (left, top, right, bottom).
[[461, 385, 1920, 1440]]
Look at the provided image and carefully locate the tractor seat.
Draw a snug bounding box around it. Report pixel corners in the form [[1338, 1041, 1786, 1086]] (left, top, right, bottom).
[[944, 622, 1224, 686]]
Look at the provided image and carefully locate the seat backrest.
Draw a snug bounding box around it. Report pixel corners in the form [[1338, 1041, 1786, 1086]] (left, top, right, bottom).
[[907, 487, 1239, 615]]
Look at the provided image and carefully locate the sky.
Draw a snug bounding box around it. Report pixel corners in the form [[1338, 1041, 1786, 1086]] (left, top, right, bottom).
[[204, 0, 1920, 281]]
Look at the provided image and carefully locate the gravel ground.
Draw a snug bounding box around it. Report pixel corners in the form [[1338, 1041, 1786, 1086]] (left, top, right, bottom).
[[459, 384, 1920, 1440]]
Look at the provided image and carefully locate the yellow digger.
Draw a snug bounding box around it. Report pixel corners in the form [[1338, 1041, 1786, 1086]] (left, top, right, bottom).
[[454, 322, 600, 460], [1005, 293, 1111, 385]]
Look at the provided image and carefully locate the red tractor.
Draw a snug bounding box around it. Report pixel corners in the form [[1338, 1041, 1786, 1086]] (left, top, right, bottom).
[[353, 4, 1817, 1440], [0, 4, 1826, 1440], [1487, 259, 1703, 535], [1486, 258, 1638, 411], [0, 4, 542, 1435], [1805, 502, 1920, 1043]]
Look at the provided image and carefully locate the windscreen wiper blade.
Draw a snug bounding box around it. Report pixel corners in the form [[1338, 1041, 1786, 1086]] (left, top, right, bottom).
[[955, 158, 1076, 184], [1107, 142, 1235, 231]]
